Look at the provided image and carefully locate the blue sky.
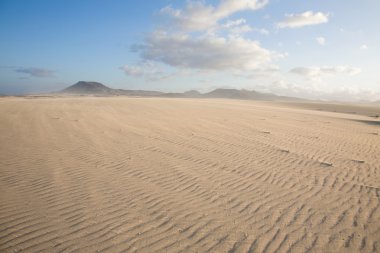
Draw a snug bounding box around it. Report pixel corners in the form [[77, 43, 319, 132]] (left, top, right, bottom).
[[0, 0, 379, 101]]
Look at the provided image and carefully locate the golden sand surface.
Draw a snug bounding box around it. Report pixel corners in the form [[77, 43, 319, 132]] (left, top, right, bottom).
[[1, 97, 379, 252]]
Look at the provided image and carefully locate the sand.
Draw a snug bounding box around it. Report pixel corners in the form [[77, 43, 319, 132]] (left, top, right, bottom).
[[0, 97, 379, 253], [279, 101, 380, 118]]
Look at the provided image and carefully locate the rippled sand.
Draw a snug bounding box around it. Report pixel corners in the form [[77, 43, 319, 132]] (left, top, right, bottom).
[[1, 97, 379, 252]]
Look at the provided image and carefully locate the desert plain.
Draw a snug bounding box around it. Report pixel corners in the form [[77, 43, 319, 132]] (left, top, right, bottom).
[[0, 97, 379, 252]]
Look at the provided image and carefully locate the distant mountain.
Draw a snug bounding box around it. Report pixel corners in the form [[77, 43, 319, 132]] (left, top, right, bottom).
[[161, 90, 202, 98], [204, 89, 273, 100], [203, 88, 303, 101], [59, 81, 164, 96], [184, 90, 202, 97], [61, 81, 113, 95], [57, 81, 304, 101], [114, 89, 164, 96]]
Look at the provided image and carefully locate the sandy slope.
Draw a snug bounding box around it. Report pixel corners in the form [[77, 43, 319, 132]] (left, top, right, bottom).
[[0, 97, 379, 253]]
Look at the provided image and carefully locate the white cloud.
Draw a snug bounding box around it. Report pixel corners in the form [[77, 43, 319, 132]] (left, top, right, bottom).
[[277, 11, 329, 29], [135, 31, 281, 71], [221, 19, 269, 35], [222, 18, 246, 28], [258, 80, 380, 102], [229, 25, 253, 34], [160, 0, 269, 32], [360, 44, 368, 50], [221, 19, 252, 34], [316, 37, 326, 46], [290, 66, 361, 79], [125, 0, 279, 80]]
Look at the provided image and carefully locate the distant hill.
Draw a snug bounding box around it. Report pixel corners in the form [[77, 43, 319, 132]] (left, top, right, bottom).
[[204, 89, 275, 100], [160, 90, 202, 98], [59, 81, 164, 96], [57, 81, 304, 101], [203, 88, 303, 101], [61, 81, 114, 95], [115, 89, 164, 96]]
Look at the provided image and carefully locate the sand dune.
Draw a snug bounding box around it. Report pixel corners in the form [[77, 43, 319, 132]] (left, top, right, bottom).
[[0, 97, 380, 252]]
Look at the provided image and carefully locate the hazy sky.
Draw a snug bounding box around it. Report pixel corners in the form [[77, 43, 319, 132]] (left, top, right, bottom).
[[1, 0, 379, 101]]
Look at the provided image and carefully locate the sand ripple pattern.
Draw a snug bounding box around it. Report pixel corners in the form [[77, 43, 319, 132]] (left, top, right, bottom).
[[1, 97, 380, 253]]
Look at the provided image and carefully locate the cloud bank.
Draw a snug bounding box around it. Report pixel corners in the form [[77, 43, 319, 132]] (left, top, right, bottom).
[[120, 0, 375, 102], [124, 0, 279, 79], [136, 31, 280, 71], [261, 80, 380, 102]]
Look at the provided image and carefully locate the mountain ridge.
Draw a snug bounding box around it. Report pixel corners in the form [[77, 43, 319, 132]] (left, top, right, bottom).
[[58, 81, 305, 101]]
